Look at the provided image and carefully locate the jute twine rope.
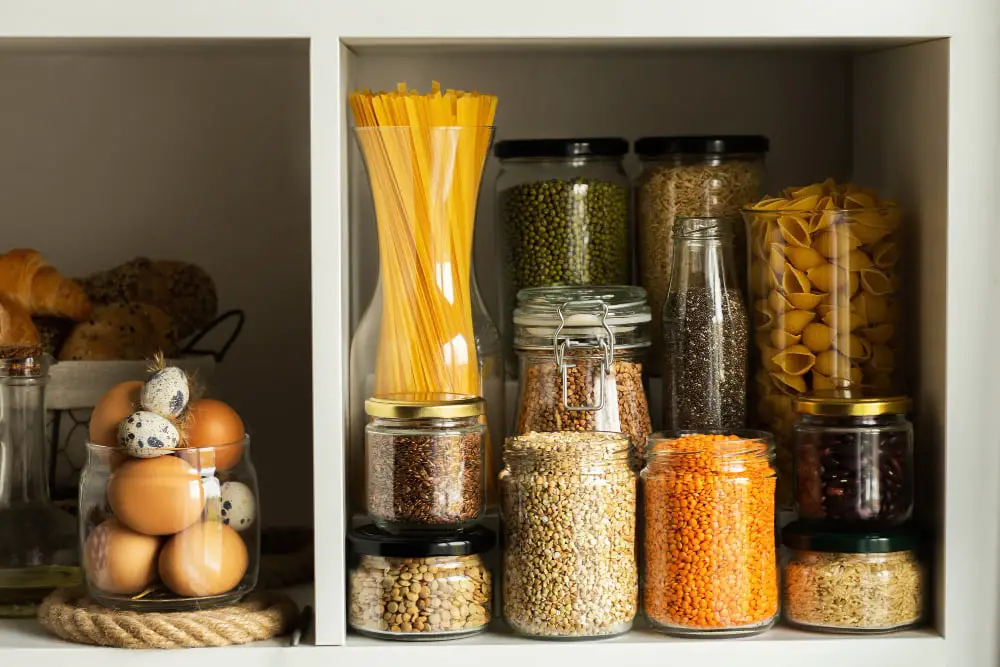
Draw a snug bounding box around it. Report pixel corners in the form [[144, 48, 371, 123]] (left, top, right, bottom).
[[38, 587, 299, 649]]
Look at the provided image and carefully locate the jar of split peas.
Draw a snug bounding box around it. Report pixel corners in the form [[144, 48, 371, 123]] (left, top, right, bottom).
[[640, 431, 778, 637]]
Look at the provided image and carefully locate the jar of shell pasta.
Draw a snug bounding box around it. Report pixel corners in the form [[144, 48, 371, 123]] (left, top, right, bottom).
[[782, 522, 924, 633], [347, 525, 494, 641], [635, 135, 768, 370], [741, 179, 903, 504]]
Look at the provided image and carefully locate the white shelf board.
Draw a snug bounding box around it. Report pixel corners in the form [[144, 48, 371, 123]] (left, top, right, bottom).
[[0, 607, 943, 667]]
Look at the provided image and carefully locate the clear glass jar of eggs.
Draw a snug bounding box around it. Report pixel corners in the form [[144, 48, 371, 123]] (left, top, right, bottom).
[[79, 436, 260, 611]]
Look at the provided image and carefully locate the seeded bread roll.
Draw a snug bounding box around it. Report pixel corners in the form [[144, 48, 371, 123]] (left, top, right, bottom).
[[58, 303, 178, 361], [76, 258, 217, 341]]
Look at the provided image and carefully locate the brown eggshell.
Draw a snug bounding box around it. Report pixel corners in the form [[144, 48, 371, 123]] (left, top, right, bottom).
[[89, 380, 143, 447], [184, 399, 246, 471], [84, 519, 160, 595], [108, 456, 206, 536], [158, 521, 248, 597]]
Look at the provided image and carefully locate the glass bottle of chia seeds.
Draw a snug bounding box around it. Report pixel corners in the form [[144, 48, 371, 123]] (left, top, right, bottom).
[[661, 216, 749, 431]]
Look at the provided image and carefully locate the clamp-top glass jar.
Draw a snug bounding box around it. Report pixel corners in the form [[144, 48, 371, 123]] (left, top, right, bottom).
[[512, 286, 652, 460], [793, 393, 913, 526], [496, 138, 631, 376], [366, 393, 486, 533]]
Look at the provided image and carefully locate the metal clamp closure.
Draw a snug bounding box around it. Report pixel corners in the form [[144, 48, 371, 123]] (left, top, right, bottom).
[[552, 300, 615, 411]]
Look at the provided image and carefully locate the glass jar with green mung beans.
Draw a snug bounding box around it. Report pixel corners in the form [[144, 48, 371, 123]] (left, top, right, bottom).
[[495, 138, 632, 376]]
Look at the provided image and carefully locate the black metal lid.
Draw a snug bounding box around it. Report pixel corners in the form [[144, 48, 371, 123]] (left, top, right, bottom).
[[783, 521, 920, 553], [634, 135, 770, 157], [494, 137, 628, 159], [348, 524, 495, 558]]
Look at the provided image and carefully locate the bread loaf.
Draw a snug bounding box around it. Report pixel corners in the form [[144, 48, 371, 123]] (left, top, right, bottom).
[[77, 258, 217, 340], [59, 303, 178, 361]]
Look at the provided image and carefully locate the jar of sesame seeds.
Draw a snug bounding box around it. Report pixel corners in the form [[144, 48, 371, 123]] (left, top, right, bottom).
[[365, 393, 486, 533], [641, 430, 778, 637]]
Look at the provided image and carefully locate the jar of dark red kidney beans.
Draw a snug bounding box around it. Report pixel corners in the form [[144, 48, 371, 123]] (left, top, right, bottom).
[[792, 395, 913, 527]]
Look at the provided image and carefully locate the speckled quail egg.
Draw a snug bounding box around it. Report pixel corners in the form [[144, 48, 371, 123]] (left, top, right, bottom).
[[220, 481, 256, 532], [118, 410, 180, 458], [140, 367, 190, 418]]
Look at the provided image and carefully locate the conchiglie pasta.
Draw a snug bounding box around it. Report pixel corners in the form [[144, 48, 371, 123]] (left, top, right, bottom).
[[770, 328, 801, 350], [785, 246, 827, 271], [777, 310, 816, 335], [801, 322, 834, 353], [860, 324, 894, 345], [770, 371, 807, 395], [744, 179, 901, 463], [772, 345, 816, 376], [786, 292, 824, 310]]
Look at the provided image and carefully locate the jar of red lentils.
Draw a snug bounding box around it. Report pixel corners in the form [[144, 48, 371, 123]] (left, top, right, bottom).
[[640, 430, 778, 637]]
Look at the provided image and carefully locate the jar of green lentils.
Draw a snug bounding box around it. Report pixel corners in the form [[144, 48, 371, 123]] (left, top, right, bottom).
[[495, 138, 632, 376]]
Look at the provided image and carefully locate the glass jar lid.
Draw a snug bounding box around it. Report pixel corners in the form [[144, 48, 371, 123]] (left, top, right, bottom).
[[0, 344, 46, 378], [514, 285, 651, 345], [794, 392, 911, 417], [783, 521, 919, 553], [494, 137, 628, 160], [348, 524, 495, 557], [634, 135, 769, 157], [365, 393, 484, 419]]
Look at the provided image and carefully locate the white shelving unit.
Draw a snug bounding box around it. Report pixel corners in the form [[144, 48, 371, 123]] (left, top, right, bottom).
[[2, 1, 999, 664]]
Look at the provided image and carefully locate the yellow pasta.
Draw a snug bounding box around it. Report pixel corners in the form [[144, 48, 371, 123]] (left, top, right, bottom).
[[772, 345, 816, 376], [350, 81, 498, 482], [786, 246, 827, 271], [801, 322, 834, 353], [778, 310, 817, 335], [770, 329, 801, 350]]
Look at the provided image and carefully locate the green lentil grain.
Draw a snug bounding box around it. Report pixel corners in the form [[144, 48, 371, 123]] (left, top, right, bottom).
[[501, 178, 629, 290]]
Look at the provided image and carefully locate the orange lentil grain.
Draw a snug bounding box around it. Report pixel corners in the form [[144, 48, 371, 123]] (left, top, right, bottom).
[[642, 433, 778, 632]]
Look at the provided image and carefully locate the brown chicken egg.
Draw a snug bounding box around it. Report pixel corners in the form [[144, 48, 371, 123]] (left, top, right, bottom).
[[108, 456, 206, 536], [158, 521, 248, 597], [89, 380, 143, 447], [84, 519, 160, 595], [184, 398, 246, 471]]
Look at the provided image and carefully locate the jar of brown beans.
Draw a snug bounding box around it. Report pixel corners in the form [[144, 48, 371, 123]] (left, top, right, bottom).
[[513, 286, 653, 463], [365, 393, 485, 533], [347, 525, 494, 641], [792, 393, 913, 527], [641, 431, 778, 637]]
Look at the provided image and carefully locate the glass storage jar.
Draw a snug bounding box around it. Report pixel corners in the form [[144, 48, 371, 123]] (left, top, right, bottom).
[[742, 180, 903, 505], [635, 135, 768, 369], [0, 346, 79, 617], [347, 524, 494, 641], [496, 138, 631, 376], [513, 285, 652, 461], [500, 431, 637, 639], [782, 522, 924, 633], [662, 216, 749, 431], [793, 394, 913, 526], [641, 431, 778, 637], [80, 437, 259, 611], [365, 393, 486, 533]]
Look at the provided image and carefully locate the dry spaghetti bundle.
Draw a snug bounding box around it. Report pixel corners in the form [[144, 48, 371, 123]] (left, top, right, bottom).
[[349, 82, 496, 399]]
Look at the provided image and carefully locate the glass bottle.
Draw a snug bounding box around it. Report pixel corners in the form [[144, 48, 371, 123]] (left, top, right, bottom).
[[348, 126, 503, 511], [0, 346, 79, 617], [662, 216, 748, 431]]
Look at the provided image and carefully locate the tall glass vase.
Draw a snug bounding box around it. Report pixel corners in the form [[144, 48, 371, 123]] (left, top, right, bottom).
[[348, 126, 503, 510]]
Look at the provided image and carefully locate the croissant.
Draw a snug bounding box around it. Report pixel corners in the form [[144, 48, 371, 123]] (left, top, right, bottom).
[[0, 293, 40, 347], [0, 249, 92, 320]]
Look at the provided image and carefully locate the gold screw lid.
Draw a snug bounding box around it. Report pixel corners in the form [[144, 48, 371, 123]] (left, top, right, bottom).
[[365, 393, 484, 419], [794, 392, 911, 417]]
